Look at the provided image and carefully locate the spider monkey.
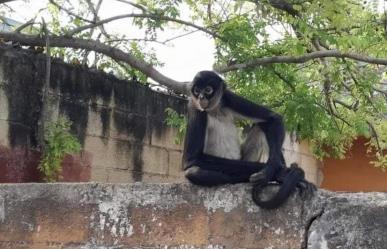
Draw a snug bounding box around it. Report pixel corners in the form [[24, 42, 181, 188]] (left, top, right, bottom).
[[183, 70, 314, 209]]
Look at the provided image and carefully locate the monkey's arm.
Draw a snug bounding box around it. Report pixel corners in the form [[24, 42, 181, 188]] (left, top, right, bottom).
[[223, 90, 314, 209], [223, 90, 286, 169], [182, 106, 207, 169]]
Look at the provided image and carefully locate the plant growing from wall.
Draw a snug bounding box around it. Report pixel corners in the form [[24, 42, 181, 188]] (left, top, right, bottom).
[[165, 108, 187, 145], [38, 116, 81, 182]]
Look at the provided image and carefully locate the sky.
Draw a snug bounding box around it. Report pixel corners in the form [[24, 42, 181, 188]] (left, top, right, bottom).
[[6, 0, 215, 82]]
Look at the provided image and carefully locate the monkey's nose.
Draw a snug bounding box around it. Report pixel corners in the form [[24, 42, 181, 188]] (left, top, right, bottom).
[[199, 94, 205, 99]]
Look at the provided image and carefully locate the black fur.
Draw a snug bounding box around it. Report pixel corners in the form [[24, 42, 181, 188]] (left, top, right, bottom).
[[183, 70, 313, 209]]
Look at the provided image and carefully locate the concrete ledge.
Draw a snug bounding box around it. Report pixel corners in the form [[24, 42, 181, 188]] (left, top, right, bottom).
[[0, 183, 386, 249]]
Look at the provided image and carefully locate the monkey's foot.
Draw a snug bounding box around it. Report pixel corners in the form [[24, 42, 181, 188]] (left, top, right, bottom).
[[286, 163, 317, 198], [297, 179, 317, 199], [249, 163, 316, 200]]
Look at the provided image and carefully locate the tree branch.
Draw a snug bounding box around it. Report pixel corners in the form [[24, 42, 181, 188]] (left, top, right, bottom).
[[0, 31, 189, 94], [114, 0, 148, 13], [314, 101, 352, 127], [333, 99, 357, 111], [65, 13, 220, 39], [270, 67, 296, 91], [265, 0, 300, 17], [367, 120, 383, 155], [215, 50, 387, 73], [48, 0, 94, 24]]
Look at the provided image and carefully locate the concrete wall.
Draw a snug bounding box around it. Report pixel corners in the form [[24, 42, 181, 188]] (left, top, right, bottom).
[[0, 45, 321, 184], [0, 45, 186, 183], [0, 183, 386, 249], [322, 137, 387, 191]]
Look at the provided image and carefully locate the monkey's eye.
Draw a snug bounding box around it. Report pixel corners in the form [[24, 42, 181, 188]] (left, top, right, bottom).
[[204, 86, 213, 95], [193, 86, 200, 96]]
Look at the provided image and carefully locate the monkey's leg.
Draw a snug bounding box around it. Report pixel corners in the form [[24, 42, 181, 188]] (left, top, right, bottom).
[[185, 166, 252, 186], [241, 123, 283, 182], [241, 125, 269, 163]]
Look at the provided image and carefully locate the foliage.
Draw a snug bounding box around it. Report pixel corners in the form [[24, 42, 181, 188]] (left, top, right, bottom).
[[44, 0, 162, 82], [38, 116, 81, 182], [2, 0, 386, 167], [165, 108, 187, 145]]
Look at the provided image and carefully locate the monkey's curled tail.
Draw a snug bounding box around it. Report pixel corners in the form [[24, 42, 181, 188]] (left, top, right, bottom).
[[251, 164, 306, 209]]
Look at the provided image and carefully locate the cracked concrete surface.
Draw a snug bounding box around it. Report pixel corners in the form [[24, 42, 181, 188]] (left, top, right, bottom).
[[0, 183, 386, 249]]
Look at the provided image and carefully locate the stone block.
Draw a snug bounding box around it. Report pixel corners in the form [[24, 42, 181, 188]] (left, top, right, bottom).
[[0, 88, 8, 120], [140, 172, 170, 183], [110, 110, 150, 144], [301, 154, 322, 183], [0, 119, 9, 147], [150, 119, 183, 151], [168, 150, 184, 177], [60, 151, 92, 182], [84, 135, 133, 170], [142, 145, 169, 175], [299, 140, 314, 155], [85, 106, 110, 138], [90, 166, 109, 182], [283, 147, 302, 165], [107, 168, 133, 183]]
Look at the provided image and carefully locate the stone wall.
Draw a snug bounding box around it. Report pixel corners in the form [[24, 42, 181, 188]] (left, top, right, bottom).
[[0, 45, 322, 184], [0, 183, 386, 249], [0, 45, 186, 183]]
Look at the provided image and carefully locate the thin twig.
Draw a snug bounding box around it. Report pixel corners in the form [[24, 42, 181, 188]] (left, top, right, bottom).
[[367, 121, 383, 156], [49, 0, 93, 23], [65, 13, 220, 38], [107, 38, 167, 45], [15, 19, 35, 33], [314, 101, 352, 127], [162, 29, 199, 43], [270, 66, 296, 91], [114, 0, 148, 13], [333, 99, 356, 111]]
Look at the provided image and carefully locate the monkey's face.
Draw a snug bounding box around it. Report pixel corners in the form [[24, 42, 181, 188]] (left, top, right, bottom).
[[191, 71, 224, 112]]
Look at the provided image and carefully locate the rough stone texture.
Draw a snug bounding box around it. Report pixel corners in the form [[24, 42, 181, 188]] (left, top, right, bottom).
[[0, 183, 385, 249], [308, 192, 387, 249]]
